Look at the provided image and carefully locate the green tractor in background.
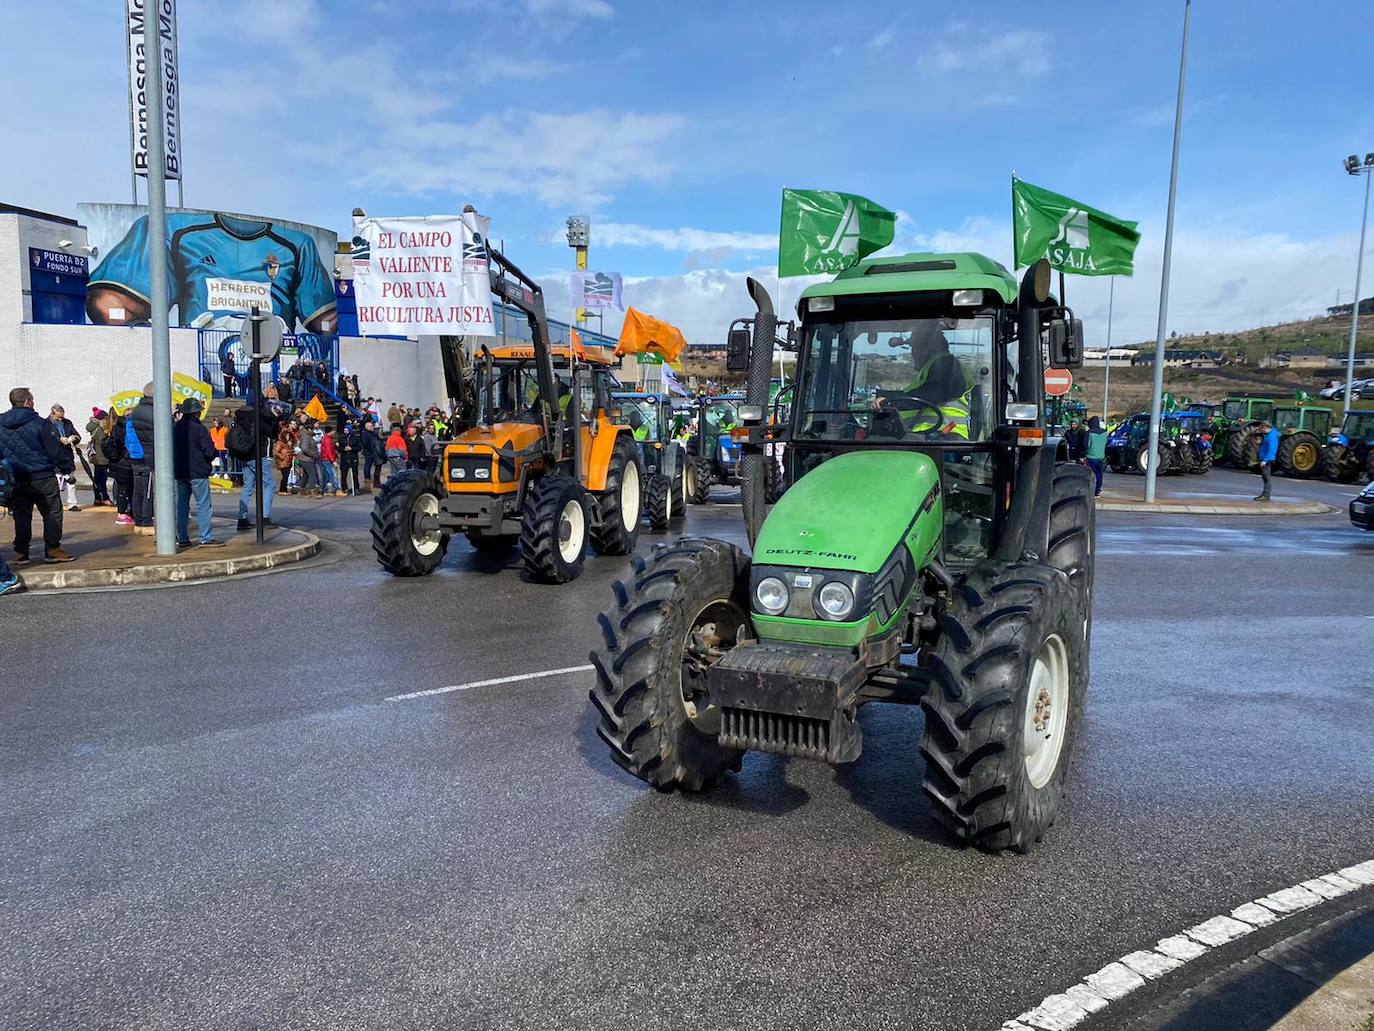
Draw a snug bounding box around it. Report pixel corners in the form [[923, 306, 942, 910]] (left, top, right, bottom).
[[1211, 394, 1279, 468], [1272, 403, 1331, 479], [589, 253, 1095, 854], [613, 391, 689, 531], [1046, 396, 1087, 434]]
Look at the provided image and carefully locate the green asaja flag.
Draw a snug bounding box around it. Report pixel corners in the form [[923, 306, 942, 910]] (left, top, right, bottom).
[[1012, 177, 1140, 276], [779, 188, 897, 278]]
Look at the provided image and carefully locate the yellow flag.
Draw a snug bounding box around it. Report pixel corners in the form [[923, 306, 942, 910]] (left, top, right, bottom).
[[303, 395, 329, 423]]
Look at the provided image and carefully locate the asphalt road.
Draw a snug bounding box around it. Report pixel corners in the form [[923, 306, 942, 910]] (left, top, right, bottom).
[[3, 466, 1372, 1030]]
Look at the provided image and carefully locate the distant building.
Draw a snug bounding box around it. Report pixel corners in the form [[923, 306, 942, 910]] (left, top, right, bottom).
[[1082, 346, 1137, 367], [1132, 348, 1224, 368], [1279, 345, 1339, 369]]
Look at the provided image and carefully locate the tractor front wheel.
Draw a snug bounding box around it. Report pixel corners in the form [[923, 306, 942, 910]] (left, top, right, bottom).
[[520, 474, 590, 584], [589, 538, 750, 791], [644, 473, 673, 532], [371, 470, 449, 576], [1196, 444, 1214, 473], [920, 562, 1087, 853], [687, 456, 713, 504], [590, 435, 644, 556]]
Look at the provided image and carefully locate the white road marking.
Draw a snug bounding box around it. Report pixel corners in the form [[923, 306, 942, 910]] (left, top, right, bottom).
[[1000, 858, 1374, 1030], [386, 664, 594, 702]]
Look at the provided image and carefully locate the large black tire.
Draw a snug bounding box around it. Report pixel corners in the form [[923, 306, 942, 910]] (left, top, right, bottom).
[[590, 435, 644, 556], [671, 462, 686, 522], [1242, 430, 1262, 470], [1047, 463, 1095, 619], [1196, 444, 1213, 473], [687, 455, 713, 504], [1277, 431, 1321, 478], [644, 473, 673, 533], [1323, 444, 1352, 482], [371, 470, 449, 576], [1225, 425, 1253, 468], [588, 538, 750, 791], [1134, 443, 1171, 475], [765, 455, 786, 503], [920, 562, 1088, 854], [520, 474, 590, 584]]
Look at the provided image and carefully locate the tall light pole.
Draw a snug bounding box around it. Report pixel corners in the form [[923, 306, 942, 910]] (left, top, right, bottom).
[[1145, 0, 1190, 504], [1340, 153, 1374, 419], [566, 215, 590, 326]]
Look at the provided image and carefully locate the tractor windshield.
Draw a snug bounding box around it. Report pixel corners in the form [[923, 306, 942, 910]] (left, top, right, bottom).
[[1343, 413, 1374, 440], [798, 316, 995, 443], [480, 360, 571, 424], [1274, 409, 1301, 432], [619, 398, 660, 441]]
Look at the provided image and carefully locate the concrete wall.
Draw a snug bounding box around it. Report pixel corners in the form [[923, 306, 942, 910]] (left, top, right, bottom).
[[0, 212, 91, 325], [338, 334, 448, 410]]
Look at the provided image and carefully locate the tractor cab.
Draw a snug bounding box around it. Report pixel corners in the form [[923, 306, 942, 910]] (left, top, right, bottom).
[[684, 393, 747, 502], [1334, 411, 1374, 447]]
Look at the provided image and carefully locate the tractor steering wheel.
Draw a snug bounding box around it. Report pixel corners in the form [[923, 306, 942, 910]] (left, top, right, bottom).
[[871, 395, 948, 438]]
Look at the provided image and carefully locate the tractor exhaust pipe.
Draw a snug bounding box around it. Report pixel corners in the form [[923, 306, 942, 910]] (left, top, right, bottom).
[[741, 277, 777, 547], [1017, 258, 1051, 412]]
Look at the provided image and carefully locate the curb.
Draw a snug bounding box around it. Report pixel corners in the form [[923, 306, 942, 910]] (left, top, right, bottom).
[[1000, 859, 1374, 1030], [1096, 499, 1337, 516], [14, 529, 322, 591]]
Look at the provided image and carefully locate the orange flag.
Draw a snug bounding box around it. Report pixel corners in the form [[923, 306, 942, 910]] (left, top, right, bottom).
[[303, 395, 329, 423]]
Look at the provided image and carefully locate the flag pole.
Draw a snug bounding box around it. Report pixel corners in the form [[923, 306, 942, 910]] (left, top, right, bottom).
[[1103, 276, 1115, 421], [1145, 0, 1190, 504]]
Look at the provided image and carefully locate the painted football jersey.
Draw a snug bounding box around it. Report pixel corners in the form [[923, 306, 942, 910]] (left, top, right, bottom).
[[89, 212, 336, 330]]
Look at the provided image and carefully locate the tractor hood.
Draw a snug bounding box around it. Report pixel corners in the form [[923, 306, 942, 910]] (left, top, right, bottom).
[[753, 451, 942, 574]]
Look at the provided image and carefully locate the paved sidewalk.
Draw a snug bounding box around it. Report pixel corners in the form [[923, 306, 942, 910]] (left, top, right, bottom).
[[1097, 484, 1337, 516], [4, 507, 319, 591]]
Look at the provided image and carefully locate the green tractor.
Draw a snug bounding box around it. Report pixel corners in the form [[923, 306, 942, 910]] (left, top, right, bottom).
[[1211, 394, 1278, 468], [1271, 403, 1331, 479], [1046, 397, 1087, 434], [613, 391, 690, 531], [588, 253, 1095, 853]]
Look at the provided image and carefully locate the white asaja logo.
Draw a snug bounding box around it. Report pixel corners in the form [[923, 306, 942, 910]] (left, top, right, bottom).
[[821, 200, 862, 256], [1051, 208, 1091, 250]]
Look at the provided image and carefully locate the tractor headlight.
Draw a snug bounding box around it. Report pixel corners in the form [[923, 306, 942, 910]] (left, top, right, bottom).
[[755, 576, 789, 615], [814, 581, 856, 620]]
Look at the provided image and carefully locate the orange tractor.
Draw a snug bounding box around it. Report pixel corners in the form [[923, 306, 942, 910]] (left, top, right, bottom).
[[370, 249, 643, 583]]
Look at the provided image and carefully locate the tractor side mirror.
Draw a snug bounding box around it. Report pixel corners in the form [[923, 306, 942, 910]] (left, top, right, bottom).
[[1049, 318, 1084, 370], [726, 327, 751, 372]]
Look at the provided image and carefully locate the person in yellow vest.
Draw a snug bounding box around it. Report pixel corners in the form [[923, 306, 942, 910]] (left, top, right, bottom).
[[629, 410, 650, 441], [872, 322, 972, 439]]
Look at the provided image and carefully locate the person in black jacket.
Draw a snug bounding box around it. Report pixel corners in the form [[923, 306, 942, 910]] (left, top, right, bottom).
[[105, 413, 134, 525], [48, 404, 86, 510], [129, 383, 158, 534], [338, 419, 363, 495], [0, 386, 76, 562], [361, 421, 385, 489], [233, 388, 283, 531], [172, 398, 223, 547]]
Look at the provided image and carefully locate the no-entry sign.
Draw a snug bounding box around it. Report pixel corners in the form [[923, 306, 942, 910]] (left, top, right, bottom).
[[1044, 368, 1074, 396]]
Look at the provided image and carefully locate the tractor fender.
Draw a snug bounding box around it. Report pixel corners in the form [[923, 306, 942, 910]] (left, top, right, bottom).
[[995, 444, 1057, 567], [580, 419, 632, 492]]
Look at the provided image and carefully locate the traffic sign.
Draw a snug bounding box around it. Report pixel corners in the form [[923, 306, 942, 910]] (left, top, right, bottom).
[[244, 310, 283, 360], [1044, 368, 1074, 397]]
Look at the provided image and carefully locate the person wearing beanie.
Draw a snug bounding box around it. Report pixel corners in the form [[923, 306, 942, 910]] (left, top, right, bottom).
[[172, 397, 223, 547]]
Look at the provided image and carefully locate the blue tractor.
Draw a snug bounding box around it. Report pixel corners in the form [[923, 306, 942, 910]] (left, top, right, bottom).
[[1323, 411, 1374, 483]]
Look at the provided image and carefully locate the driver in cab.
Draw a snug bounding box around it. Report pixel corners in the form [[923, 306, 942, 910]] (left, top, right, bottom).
[[870, 322, 972, 438]]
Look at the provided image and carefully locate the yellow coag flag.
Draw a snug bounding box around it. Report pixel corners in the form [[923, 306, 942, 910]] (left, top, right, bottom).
[[303, 395, 329, 423], [615, 308, 687, 364]]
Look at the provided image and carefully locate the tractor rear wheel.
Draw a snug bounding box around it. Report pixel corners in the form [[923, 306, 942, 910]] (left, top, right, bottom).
[[371, 470, 449, 576], [1323, 444, 1352, 482], [672, 463, 687, 520], [590, 436, 644, 556], [1196, 444, 1214, 473], [588, 538, 750, 791], [1225, 426, 1252, 467], [1278, 432, 1321, 478], [920, 561, 1087, 853], [520, 474, 590, 584], [1242, 431, 1262, 469], [644, 473, 673, 532], [687, 456, 713, 504]]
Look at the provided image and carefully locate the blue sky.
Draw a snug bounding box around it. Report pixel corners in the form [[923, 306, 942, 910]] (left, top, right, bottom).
[[3, 0, 1373, 345]]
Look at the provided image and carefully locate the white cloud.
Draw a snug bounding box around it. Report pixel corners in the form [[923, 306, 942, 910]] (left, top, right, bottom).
[[920, 28, 1052, 78], [364, 110, 685, 207], [525, 0, 613, 18], [868, 27, 896, 49], [592, 222, 778, 253]]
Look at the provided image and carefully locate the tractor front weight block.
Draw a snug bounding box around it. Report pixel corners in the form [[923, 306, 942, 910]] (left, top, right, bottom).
[[708, 642, 866, 763]]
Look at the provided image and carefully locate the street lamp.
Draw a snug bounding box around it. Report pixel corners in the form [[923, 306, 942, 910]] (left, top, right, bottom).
[[566, 215, 590, 325], [1341, 152, 1374, 418]]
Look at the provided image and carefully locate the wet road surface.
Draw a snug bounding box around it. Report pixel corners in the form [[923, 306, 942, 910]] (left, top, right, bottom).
[[2, 470, 1372, 1030]]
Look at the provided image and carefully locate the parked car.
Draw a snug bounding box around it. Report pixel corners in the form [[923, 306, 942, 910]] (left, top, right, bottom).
[[1351, 479, 1374, 532], [1320, 378, 1374, 401]]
